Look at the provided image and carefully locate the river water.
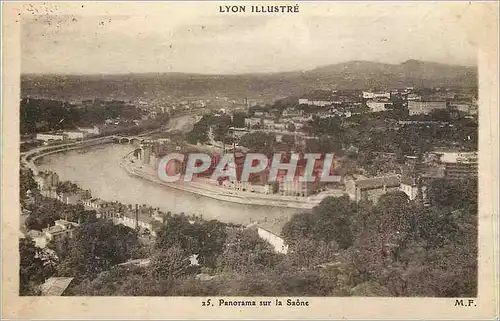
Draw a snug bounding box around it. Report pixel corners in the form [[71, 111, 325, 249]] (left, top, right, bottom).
[[37, 144, 302, 231]]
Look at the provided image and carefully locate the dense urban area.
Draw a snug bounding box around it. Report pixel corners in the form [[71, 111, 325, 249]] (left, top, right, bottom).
[[19, 60, 478, 297]]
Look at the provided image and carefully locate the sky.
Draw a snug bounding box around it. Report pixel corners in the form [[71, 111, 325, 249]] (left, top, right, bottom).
[[20, 2, 481, 75]]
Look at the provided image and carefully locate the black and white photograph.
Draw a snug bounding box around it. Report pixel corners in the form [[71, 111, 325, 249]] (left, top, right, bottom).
[[2, 1, 499, 319]]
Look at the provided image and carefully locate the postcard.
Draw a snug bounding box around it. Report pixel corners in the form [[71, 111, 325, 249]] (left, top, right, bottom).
[[2, 1, 499, 319]]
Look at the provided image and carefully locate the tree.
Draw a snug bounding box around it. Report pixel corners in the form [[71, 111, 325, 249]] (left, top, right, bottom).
[[197, 220, 227, 268], [239, 132, 276, 154], [232, 112, 246, 128], [20, 168, 38, 198], [155, 216, 228, 268], [56, 221, 140, 281], [150, 247, 191, 280], [155, 215, 201, 253], [216, 229, 282, 273], [428, 178, 477, 211], [282, 196, 357, 250], [24, 198, 96, 231], [56, 181, 80, 194], [19, 238, 54, 295], [285, 238, 340, 268]]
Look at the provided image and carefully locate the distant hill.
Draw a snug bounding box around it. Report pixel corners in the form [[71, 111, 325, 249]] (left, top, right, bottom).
[[21, 60, 477, 102]]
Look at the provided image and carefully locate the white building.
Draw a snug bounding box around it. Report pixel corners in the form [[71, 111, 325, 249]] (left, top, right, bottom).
[[262, 118, 275, 129], [36, 133, 66, 141], [114, 215, 158, 237], [282, 108, 303, 117], [438, 151, 478, 179], [56, 192, 83, 205], [400, 177, 420, 200], [273, 122, 287, 131], [78, 126, 101, 136], [298, 99, 334, 107], [244, 117, 262, 128], [255, 226, 288, 254], [408, 101, 447, 116], [82, 198, 106, 210], [63, 130, 86, 140], [363, 92, 391, 100], [366, 99, 392, 112], [42, 219, 80, 243]]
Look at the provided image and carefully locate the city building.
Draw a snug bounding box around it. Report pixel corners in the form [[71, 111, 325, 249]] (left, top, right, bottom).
[[406, 93, 421, 101], [139, 143, 152, 165], [408, 101, 447, 116], [399, 177, 425, 201], [363, 91, 391, 100], [27, 230, 48, 248], [42, 219, 80, 243], [56, 192, 83, 205], [282, 108, 303, 117], [439, 151, 478, 179], [278, 180, 309, 197], [273, 122, 287, 131], [244, 117, 262, 128], [366, 99, 392, 112], [262, 118, 275, 129], [78, 126, 101, 136], [228, 127, 249, 139], [63, 130, 86, 140], [36, 133, 66, 141], [35, 171, 59, 194], [298, 99, 334, 107], [345, 175, 401, 203], [82, 198, 107, 210], [114, 209, 161, 237]]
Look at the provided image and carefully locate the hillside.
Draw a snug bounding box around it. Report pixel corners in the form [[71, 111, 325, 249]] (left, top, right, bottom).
[[21, 60, 477, 102]]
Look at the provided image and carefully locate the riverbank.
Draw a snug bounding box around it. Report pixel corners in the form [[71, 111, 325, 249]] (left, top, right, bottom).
[[118, 155, 343, 210], [21, 133, 338, 211]]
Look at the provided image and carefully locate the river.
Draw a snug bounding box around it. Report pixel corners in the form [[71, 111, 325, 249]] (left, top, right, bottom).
[[37, 143, 302, 231]]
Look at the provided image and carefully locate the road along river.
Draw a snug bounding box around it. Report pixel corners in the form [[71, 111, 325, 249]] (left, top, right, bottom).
[[37, 144, 303, 231]]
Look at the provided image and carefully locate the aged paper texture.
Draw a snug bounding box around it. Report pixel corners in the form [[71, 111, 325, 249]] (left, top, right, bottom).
[[2, 1, 499, 319]]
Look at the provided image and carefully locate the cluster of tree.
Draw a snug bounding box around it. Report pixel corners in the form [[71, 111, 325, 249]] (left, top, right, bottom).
[[20, 98, 147, 134], [155, 216, 228, 268], [304, 135, 343, 155], [232, 112, 246, 128], [304, 112, 477, 156], [62, 178, 477, 297], [19, 238, 57, 295], [24, 197, 97, 231], [20, 168, 38, 201], [70, 223, 287, 296], [281, 186, 477, 297], [54, 220, 142, 282], [186, 114, 233, 145], [427, 178, 478, 212], [19, 166, 476, 297], [238, 132, 276, 155], [55, 181, 81, 195]]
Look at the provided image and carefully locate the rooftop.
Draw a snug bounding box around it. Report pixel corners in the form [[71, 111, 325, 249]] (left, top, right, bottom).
[[40, 277, 74, 296]]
